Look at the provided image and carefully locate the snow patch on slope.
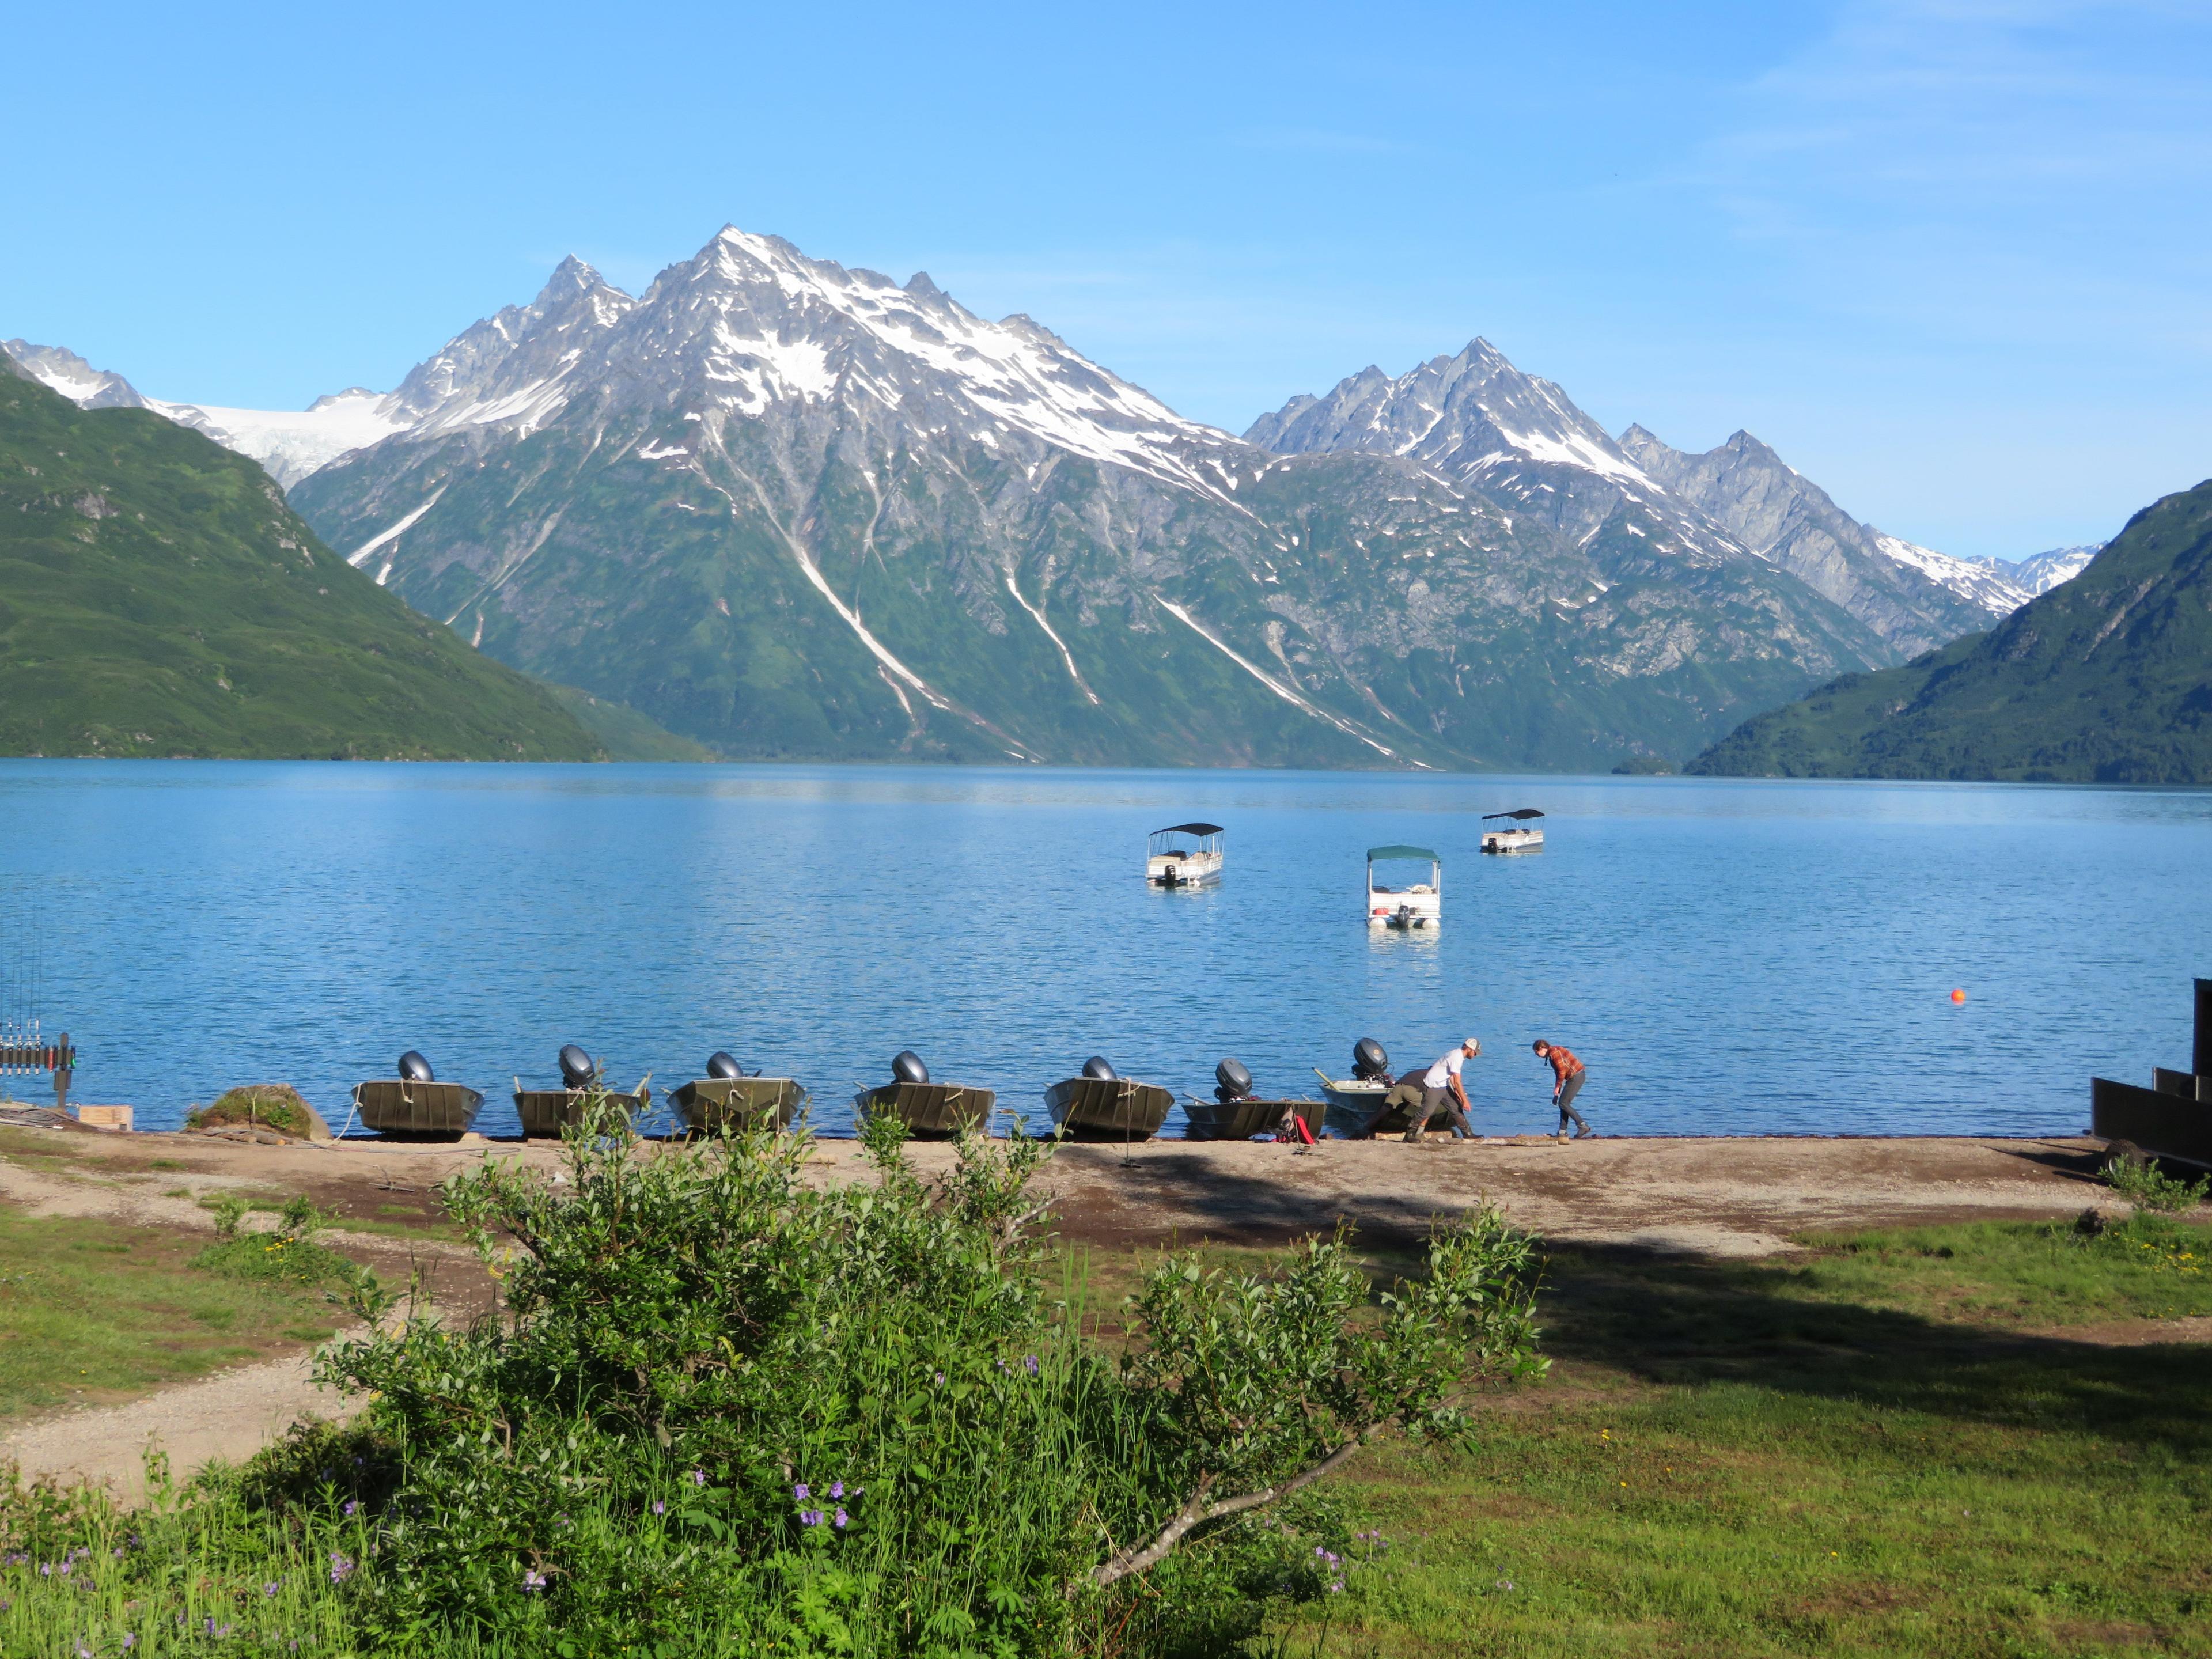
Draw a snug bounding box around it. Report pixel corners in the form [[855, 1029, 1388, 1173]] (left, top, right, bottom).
[[154, 390, 413, 490], [687, 229, 1233, 494], [1871, 532, 2031, 617]]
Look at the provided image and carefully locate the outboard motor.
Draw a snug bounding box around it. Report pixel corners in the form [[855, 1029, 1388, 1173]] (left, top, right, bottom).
[[1351, 1037, 1391, 1082], [1160, 863, 1180, 889], [892, 1050, 930, 1086], [1215, 1056, 1254, 1104], [706, 1051, 744, 1081], [397, 1050, 435, 1084], [558, 1044, 596, 1090], [1081, 1056, 1117, 1081]]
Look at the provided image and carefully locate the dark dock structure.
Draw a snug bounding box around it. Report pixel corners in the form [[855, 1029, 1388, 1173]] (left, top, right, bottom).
[[2091, 978, 2212, 1168]]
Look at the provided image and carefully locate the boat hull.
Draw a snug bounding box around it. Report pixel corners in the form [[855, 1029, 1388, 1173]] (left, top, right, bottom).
[[1147, 850, 1223, 889], [513, 1088, 649, 1139], [351, 1080, 484, 1139], [1046, 1076, 1173, 1139], [1315, 1077, 1449, 1138], [855, 1081, 995, 1137], [1481, 830, 1543, 854], [671, 1077, 808, 1135], [1181, 1096, 1321, 1140]]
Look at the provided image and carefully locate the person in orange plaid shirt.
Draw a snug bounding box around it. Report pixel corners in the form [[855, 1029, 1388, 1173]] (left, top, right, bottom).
[[1532, 1039, 1593, 1141]]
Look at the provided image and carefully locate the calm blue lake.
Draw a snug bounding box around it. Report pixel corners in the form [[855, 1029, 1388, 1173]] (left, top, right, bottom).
[[0, 762, 2205, 1141]]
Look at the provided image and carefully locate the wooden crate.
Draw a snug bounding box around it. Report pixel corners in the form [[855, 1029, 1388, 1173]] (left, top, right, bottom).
[[70, 1105, 133, 1132]]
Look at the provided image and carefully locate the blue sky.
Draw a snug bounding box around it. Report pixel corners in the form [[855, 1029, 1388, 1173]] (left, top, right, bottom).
[[4, 0, 2206, 559]]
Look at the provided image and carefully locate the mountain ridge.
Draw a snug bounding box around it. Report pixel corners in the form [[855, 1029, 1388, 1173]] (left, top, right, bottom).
[[0, 365, 604, 760], [6, 230, 2115, 772], [270, 231, 1923, 768], [1685, 480, 2212, 783]]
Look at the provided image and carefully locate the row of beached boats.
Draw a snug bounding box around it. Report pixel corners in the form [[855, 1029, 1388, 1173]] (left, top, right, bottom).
[[346, 1039, 1460, 1144]]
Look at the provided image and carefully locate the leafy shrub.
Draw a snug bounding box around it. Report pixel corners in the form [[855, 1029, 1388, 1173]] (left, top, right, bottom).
[[2103, 1146, 2212, 1213], [187, 1085, 320, 1138], [196, 1195, 381, 1298], [2065, 1209, 2209, 1277], [298, 1102, 1544, 1653]]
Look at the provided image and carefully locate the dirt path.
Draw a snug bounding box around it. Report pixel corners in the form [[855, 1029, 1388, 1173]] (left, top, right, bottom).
[[2, 1349, 358, 1502], [0, 1124, 2145, 1497]]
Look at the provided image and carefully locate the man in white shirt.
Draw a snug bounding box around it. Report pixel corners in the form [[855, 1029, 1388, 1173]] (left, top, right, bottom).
[[1403, 1037, 1480, 1143]]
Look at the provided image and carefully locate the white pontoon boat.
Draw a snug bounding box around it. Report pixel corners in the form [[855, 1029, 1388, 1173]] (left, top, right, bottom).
[[1147, 823, 1224, 888], [1480, 808, 1546, 854], [1366, 844, 1441, 929]]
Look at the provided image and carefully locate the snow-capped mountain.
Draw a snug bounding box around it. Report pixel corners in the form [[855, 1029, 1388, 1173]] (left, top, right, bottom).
[[277, 228, 1890, 766], [1617, 426, 2019, 648], [3, 338, 408, 488], [1999, 544, 2102, 596], [3, 339, 149, 410], [1244, 346, 1999, 658], [1247, 340, 1755, 570], [1863, 533, 2031, 618]]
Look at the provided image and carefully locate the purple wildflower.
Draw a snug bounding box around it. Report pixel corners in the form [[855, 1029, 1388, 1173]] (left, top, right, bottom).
[[793, 1483, 810, 1501], [799, 1509, 824, 1527], [834, 1508, 849, 1529], [1022, 1354, 1039, 1376], [829, 1479, 845, 1499], [521, 1569, 548, 1594], [343, 1499, 359, 1517], [329, 1551, 355, 1585], [264, 1582, 280, 1597], [933, 1369, 945, 1385], [690, 1469, 706, 1487], [651, 1499, 665, 1516], [122, 1638, 135, 1652], [37, 1563, 50, 1577]]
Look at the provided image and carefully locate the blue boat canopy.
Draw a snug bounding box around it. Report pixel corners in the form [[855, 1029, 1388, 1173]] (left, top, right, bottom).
[[1481, 809, 1545, 821], [1367, 844, 1440, 863], [1152, 822, 1224, 836]]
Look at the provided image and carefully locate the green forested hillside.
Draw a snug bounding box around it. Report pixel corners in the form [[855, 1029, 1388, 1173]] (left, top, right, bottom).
[[0, 366, 602, 760], [1688, 479, 2212, 783]]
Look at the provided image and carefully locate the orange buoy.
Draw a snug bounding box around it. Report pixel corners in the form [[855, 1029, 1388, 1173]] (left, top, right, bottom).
[[1951, 988, 1967, 1003]]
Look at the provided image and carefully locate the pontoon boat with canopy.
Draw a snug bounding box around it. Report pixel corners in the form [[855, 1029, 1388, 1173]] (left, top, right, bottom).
[[1147, 823, 1224, 888], [1366, 845, 1441, 929], [1480, 809, 1545, 854]]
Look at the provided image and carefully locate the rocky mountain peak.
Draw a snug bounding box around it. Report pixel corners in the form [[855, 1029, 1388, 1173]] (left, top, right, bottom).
[[2, 339, 148, 410]]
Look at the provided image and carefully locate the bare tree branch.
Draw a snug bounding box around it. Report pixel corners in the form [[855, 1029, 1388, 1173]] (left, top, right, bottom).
[[1091, 1475, 1215, 1588], [1090, 1425, 1382, 1588]]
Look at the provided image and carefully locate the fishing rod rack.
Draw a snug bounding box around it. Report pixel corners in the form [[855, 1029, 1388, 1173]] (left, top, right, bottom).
[[0, 896, 74, 1109], [0, 1023, 75, 1075]]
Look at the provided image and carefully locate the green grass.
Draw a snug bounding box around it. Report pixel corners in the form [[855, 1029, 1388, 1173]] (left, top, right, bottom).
[[2, 1213, 2207, 1654], [0, 1210, 343, 1416], [1266, 1219, 2212, 1657]]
